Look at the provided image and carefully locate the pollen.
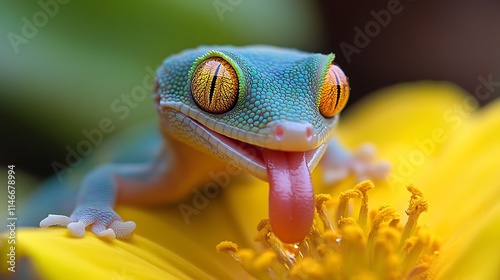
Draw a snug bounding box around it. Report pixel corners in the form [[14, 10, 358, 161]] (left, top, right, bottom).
[[217, 180, 440, 279]]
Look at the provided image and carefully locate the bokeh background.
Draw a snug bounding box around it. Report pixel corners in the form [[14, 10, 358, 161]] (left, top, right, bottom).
[[1, 0, 499, 197]]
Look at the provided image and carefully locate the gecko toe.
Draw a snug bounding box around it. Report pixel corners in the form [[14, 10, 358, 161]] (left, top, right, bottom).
[[68, 220, 92, 237], [91, 223, 116, 239], [90, 220, 135, 238], [39, 207, 136, 239], [368, 160, 391, 179], [322, 141, 391, 184], [110, 220, 136, 238], [351, 143, 391, 182], [323, 167, 349, 184], [355, 143, 377, 161], [40, 214, 72, 228]]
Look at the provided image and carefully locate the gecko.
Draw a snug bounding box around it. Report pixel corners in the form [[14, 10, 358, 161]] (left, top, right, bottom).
[[40, 46, 389, 243]]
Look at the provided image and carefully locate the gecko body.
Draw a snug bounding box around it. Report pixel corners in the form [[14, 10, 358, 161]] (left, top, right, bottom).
[[41, 46, 388, 243]]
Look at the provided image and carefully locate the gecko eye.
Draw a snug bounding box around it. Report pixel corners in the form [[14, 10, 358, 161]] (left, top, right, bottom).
[[318, 64, 350, 118], [191, 57, 239, 114]]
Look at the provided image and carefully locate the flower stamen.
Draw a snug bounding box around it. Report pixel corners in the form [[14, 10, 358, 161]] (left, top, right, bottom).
[[355, 180, 375, 229], [255, 219, 296, 269], [337, 189, 361, 224], [367, 205, 400, 264], [217, 181, 439, 279], [315, 194, 333, 231], [400, 184, 429, 249], [216, 241, 240, 262]]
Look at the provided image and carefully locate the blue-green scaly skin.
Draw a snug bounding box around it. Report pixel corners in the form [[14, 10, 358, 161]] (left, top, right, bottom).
[[157, 46, 336, 139]]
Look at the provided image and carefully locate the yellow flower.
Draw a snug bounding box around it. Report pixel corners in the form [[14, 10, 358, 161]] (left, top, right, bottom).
[[1, 81, 499, 279]]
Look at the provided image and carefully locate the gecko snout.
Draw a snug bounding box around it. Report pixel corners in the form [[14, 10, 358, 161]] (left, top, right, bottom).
[[265, 121, 317, 151]]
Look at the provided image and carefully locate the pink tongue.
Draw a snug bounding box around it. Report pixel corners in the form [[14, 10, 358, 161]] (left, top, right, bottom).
[[261, 148, 315, 243]]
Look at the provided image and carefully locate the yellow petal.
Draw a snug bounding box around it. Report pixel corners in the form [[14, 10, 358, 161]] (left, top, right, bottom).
[[435, 203, 500, 279], [338, 81, 469, 152], [415, 98, 500, 235], [223, 177, 270, 245], [1, 202, 250, 279], [118, 202, 252, 278], [336, 81, 472, 204], [1, 228, 214, 279]]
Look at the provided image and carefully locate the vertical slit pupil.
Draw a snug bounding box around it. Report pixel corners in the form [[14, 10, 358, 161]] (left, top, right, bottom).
[[209, 63, 222, 106], [332, 69, 341, 110], [191, 56, 239, 114], [319, 64, 349, 118]]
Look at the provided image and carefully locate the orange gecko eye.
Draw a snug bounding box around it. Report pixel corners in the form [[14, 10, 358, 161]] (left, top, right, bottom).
[[318, 64, 350, 118], [191, 57, 239, 114]]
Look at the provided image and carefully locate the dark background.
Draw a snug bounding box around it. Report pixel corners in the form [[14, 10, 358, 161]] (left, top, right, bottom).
[[1, 0, 499, 183]]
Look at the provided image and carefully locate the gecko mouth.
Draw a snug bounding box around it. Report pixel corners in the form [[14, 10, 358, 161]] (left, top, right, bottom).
[[161, 104, 329, 181], [162, 104, 329, 243], [189, 116, 328, 182], [188, 115, 322, 243]]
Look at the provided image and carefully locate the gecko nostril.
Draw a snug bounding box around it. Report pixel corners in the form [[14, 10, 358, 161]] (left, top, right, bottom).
[[275, 125, 284, 141], [306, 126, 313, 141]]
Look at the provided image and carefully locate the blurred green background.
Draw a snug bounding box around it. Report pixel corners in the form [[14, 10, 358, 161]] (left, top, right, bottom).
[[1, 0, 499, 195]]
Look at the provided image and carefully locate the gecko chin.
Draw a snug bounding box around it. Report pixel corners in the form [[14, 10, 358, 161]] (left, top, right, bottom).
[[161, 102, 329, 243]]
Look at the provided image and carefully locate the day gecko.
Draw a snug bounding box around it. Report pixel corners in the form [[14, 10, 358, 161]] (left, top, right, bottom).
[[40, 46, 389, 243]]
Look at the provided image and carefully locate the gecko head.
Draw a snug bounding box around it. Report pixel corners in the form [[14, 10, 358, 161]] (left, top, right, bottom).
[[156, 46, 349, 243]]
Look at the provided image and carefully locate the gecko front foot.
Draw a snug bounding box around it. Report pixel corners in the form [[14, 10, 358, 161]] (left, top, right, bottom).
[[322, 139, 391, 184], [40, 207, 136, 239]]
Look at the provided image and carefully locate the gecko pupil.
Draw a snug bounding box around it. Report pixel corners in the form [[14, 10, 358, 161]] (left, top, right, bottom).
[[333, 73, 341, 109], [319, 64, 350, 118], [209, 63, 222, 106], [335, 85, 343, 112], [191, 57, 239, 114]]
